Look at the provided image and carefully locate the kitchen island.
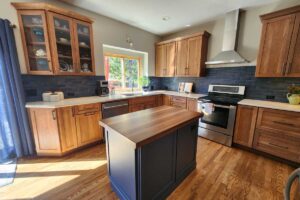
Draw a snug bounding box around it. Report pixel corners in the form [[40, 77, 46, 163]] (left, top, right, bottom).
[[99, 106, 202, 200]]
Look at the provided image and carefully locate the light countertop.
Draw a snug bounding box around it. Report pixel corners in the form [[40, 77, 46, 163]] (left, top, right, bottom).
[[25, 90, 207, 108], [238, 99, 300, 113]]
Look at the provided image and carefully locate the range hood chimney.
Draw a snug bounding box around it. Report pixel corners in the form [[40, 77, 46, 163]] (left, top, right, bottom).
[[205, 9, 248, 65]]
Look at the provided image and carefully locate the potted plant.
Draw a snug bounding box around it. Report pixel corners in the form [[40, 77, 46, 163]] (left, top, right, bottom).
[[287, 85, 300, 105], [139, 76, 150, 92]]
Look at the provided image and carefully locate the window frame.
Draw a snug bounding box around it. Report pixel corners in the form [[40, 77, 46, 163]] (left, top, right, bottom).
[[104, 53, 143, 91]]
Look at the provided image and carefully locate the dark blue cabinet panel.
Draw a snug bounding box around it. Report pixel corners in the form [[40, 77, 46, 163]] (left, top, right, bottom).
[[138, 132, 176, 200], [176, 121, 198, 183]]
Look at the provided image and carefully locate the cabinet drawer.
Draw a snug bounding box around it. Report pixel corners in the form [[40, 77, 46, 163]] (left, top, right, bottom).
[[129, 96, 157, 105], [171, 96, 187, 104], [171, 101, 186, 109], [74, 103, 100, 115], [256, 108, 300, 138], [253, 129, 300, 163]]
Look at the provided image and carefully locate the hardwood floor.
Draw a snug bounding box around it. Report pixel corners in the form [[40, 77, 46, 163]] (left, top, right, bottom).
[[0, 138, 297, 200]]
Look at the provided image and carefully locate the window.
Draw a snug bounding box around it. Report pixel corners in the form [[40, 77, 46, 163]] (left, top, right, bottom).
[[104, 54, 142, 91]]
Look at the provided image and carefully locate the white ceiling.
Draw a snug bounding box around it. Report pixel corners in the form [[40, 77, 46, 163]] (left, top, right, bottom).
[[60, 0, 280, 36]]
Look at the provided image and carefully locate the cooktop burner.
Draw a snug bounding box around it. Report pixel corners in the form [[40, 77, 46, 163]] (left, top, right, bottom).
[[198, 84, 246, 105]]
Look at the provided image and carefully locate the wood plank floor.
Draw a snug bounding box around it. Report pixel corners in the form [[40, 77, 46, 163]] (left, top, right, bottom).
[[0, 138, 297, 200]]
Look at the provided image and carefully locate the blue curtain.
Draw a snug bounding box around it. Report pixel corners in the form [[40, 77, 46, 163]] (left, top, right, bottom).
[[0, 19, 35, 162]]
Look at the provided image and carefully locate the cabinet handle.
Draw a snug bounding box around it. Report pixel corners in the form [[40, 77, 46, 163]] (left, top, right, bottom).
[[84, 112, 96, 116], [268, 142, 288, 149], [52, 110, 57, 120], [273, 121, 295, 127]]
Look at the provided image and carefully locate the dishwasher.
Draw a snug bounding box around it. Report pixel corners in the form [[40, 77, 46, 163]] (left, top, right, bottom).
[[102, 100, 129, 119]]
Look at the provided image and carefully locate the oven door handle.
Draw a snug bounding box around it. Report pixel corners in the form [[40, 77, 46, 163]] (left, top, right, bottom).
[[214, 104, 231, 109]]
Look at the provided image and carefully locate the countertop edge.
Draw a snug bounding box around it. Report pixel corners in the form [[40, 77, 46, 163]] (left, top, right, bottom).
[[25, 91, 207, 109], [238, 99, 300, 113]]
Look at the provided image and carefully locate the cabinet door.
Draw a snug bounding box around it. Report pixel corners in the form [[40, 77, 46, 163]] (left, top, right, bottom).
[[56, 107, 77, 152], [47, 12, 77, 74], [286, 12, 300, 77], [163, 95, 171, 106], [155, 44, 166, 77], [73, 20, 95, 75], [176, 121, 198, 181], [75, 111, 102, 146], [187, 36, 201, 76], [256, 14, 295, 77], [17, 10, 53, 74], [176, 39, 188, 76], [187, 98, 197, 112], [129, 104, 145, 112], [233, 105, 258, 147], [166, 42, 176, 76], [29, 108, 61, 155]]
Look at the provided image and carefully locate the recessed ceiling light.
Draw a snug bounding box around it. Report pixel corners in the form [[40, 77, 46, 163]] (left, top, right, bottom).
[[185, 24, 191, 27], [162, 16, 170, 21]]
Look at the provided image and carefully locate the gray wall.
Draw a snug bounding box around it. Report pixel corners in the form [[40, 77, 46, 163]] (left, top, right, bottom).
[[0, 0, 161, 75]]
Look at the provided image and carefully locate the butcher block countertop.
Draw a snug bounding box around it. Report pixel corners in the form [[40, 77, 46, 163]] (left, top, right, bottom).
[[99, 106, 202, 148]]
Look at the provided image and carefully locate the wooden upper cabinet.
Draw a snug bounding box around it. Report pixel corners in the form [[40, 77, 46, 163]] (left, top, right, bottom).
[[233, 105, 258, 147], [256, 6, 300, 77], [187, 36, 202, 76], [166, 42, 176, 76], [155, 44, 167, 77], [17, 10, 53, 74], [176, 39, 188, 76], [286, 12, 300, 77], [12, 2, 95, 76], [47, 12, 77, 74], [74, 20, 95, 74], [156, 31, 210, 77]]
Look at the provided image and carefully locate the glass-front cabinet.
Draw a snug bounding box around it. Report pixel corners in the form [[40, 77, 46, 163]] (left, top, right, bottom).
[[48, 12, 76, 74], [75, 21, 94, 74], [15, 3, 95, 76], [19, 11, 53, 74]]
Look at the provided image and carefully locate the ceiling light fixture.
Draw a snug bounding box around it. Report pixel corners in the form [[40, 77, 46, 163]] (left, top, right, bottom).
[[162, 16, 170, 21], [185, 24, 191, 27]]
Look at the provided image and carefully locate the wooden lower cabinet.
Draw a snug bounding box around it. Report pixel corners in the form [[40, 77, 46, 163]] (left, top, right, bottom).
[[28, 103, 103, 156], [234, 105, 300, 163], [163, 95, 171, 106], [75, 111, 102, 147], [186, 98, 198, 112], [29, 108, 62, 155], [170, 96, 187, 109], [129, 96, 158, 112], [56, 107, 78, 152], [233, 105, 258, 147]]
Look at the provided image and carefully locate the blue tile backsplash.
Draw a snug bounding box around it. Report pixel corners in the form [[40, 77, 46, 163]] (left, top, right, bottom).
[[22, 75, 105, 102], [149, 66, 300, 103], [22, 66, 300, 103]]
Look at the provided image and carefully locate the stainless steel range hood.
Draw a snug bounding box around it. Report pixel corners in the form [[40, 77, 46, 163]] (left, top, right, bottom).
[[205, 10, 248, 65]]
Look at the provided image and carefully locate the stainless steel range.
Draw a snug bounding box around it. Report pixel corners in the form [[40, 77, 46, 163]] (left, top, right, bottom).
[[197, 84, 245, 146]]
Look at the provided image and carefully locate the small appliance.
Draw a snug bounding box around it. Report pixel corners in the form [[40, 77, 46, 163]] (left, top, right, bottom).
[[197, 84, 245, 146], [97, 80, 109, 96]]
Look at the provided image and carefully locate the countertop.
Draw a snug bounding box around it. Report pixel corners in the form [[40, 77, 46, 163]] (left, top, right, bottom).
[[238, 99, 300, 112], [25, 90, 207, 108], [99, 106, 202, 147]]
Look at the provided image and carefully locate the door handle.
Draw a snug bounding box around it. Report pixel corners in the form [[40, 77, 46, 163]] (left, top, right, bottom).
[[52, 110, 57, 120]]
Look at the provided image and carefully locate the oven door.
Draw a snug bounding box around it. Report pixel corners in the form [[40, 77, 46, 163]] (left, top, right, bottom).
[[198, 102, 236, 136]]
